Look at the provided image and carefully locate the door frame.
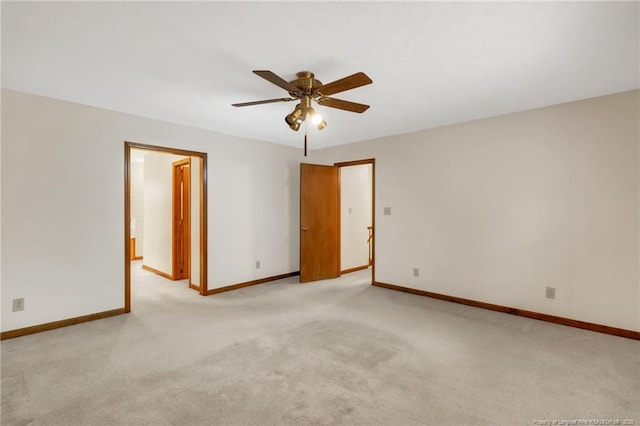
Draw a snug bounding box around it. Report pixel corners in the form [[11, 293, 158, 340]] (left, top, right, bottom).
[[334, 158, 376, 283], [124, 141, 208, 312]]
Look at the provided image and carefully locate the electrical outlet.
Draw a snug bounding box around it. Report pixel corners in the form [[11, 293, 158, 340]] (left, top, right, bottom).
[[413, 268, 419, 277], [12, 298, 24, 312], [545, 287, 556, 299], [348, 207, 352, 214], [255, 261, 260, 269]]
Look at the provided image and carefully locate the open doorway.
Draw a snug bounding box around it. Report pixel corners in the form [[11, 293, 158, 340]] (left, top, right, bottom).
[[338, 162, 373, 275], [336, 159, 374, 283], [124, 142, 208, 313]]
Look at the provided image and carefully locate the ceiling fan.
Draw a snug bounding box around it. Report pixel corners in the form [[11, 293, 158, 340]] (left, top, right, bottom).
[[232, 70, 373, 132]]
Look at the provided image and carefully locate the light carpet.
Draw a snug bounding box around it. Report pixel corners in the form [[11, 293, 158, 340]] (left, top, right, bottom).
[[2, 264, 639, 425]]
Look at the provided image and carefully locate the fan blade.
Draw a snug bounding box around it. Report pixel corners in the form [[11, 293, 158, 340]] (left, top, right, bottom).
[[232, 97, 295, 107], [253, 70, 301, 94], [317, 97, 370, 113], [316, 72, 372, 96]]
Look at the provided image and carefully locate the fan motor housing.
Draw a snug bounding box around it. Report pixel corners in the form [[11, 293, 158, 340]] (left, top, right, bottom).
[[289, 71, 322, 97]]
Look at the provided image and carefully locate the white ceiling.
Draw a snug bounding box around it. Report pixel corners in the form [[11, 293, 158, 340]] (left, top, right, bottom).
[[2, 2, 638, 149]]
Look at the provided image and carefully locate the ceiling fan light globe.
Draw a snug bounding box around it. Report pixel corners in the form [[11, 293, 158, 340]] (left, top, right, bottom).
[[286, 104, 304, 128], [285, 114, 295, 126], [288, 120, 301, 131], [311, 112, 323, 126], [316, 119, 327, 131]]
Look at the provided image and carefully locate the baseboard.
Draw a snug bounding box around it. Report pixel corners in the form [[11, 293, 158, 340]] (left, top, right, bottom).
[[1, 308, 127, 340], [189, 282, 200, 291], [206, 271, 300, 295], [142, 264, 173, 280], [373, 281, 640, 340], [341, 265, 370, 274]]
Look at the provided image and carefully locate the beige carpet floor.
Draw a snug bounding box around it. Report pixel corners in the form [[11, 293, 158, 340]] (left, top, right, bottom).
[[1, 263, 639, 425]]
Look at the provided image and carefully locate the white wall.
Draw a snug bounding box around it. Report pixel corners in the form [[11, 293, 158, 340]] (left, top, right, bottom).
[[341, 164, 372, 270], [3, 88, 637, 333], [1, 89, 301, 332], [313, 90, 640, 332], [142, 151, 184, 275]]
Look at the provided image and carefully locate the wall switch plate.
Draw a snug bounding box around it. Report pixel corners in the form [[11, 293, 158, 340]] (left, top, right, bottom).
[[413, 268, 419, 277], [384, 207, 392, 215], [545, 287, 556, 299], [256, 261, 260, 269], [348, 207, 352, 214], [12, 298, 24, 312]]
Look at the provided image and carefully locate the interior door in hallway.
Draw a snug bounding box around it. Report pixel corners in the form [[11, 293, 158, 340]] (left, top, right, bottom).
[[300, 163, 340, 283], [173, 159, 190, 280]]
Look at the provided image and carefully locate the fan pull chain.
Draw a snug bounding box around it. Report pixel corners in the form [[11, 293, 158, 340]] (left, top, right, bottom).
[[304, 132, 308, 157]]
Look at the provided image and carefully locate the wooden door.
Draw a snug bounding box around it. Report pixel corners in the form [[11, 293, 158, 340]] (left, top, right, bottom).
[[300, 163, 340, 283], [172, 159, 191, 280]]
